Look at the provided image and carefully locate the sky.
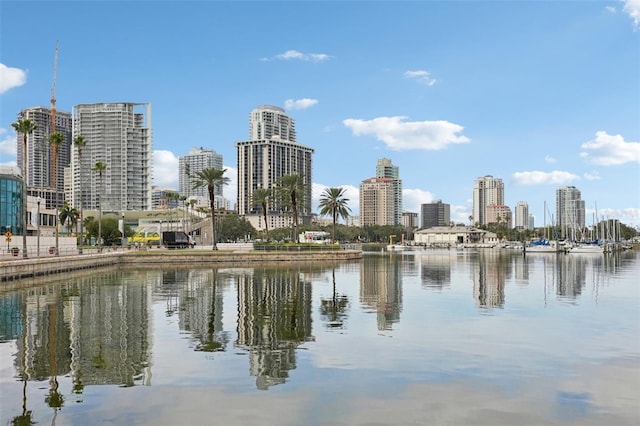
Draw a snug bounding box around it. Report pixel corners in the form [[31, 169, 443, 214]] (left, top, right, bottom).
[[1, 0, 639, 227]]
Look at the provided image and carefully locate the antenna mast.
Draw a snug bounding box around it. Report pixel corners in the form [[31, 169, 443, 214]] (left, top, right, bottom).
[[50, 40, 58, 134]]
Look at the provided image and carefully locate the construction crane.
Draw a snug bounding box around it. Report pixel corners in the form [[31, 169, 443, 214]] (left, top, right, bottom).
[[50, 40, 58, 135], [50, 40, 59, 191]]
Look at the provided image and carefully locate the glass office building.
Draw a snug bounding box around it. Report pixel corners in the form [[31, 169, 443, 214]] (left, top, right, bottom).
[[0, 166, 24, 235]]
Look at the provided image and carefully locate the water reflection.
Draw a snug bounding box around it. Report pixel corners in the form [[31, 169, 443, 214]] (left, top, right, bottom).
[[360, 254, 403, 330], [0, 252, 637, 425]]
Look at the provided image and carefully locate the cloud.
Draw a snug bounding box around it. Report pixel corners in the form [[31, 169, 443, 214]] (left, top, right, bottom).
[[580, 131, 640, 165], [312, 183, 359, 217], [597, 207, 640, 222], [404, 70, 437, 87], [153, 150, 179, 188], [544, 155, 557, 163], [0, 128, 16, 156], [512, 170, 580, 185], [284, 98, 318, 110], [262, 50, 331, 62], [583, 171, 601, 181], [623, 0, 640, 30], [0, 63, 27, 94], [343, 116, 470, 151], [222, 165, 237, 207], [605, 5, 617, 13], [403, 188, 434, 214]]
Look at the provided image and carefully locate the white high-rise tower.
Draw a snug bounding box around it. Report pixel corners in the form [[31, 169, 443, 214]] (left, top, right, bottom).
[[72, 103, 152, 212]]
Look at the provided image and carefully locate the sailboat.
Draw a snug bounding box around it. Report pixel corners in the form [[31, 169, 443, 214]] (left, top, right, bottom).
[[525, 202, 559, 253]]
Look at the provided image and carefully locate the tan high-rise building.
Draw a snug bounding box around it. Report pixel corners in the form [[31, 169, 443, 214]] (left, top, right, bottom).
[[473, 175, 504, 226]]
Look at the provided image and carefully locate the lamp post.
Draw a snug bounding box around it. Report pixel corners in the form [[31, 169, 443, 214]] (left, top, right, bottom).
[[55, 203, 59, 256], [37, 197, 41, 257], [121, 212, 126, 249]]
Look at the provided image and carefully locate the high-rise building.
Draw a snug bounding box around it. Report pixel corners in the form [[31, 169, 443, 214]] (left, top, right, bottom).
[[235, 105, 314, 230], [473, 175, 504, 226], [179, 147, 224, 208], [421, 200, 450, 229], [359, 177, 397, 226], [15, 107, 72, 194], [486, 204, 512, 228], [515, 201, 529, 230], [359, 158, 402, 227], [556, 186, 585, 237], [72, 103, 152, 212]]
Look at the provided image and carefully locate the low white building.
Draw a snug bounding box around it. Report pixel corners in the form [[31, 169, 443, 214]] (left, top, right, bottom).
[[414, 226, 498, 247]]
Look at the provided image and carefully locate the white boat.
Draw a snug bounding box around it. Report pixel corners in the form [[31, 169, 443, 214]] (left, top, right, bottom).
[[525, 239, 558, 253], [569, 243, 603, 254], [387, 244, 406, 251]]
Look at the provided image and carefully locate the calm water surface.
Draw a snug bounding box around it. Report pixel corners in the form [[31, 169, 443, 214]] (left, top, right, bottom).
[[0, 250, 639, 425]]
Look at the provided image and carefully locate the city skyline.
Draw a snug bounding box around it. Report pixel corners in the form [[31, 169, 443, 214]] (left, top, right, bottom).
[[1, 1, 639, 226]]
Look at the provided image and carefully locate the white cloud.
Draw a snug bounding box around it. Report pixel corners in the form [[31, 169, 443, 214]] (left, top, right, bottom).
[[0, 63, 27, 94], [312, 183, 359, 218], [512, 170, 580, 185], [623, 0, 640, 30], [403, 188, 434, 214], [583, 171, 601, 181], [223, 165, 237, 207], [153, 150, 179, 188], [580, 131, 640, 165], [597, 207, 640, 222], [605, 5, 617, 13], [262, 50, 331, 62], [0, 128, 16, 156], [284, 98, 318, 110], [544, 155, 557, 163], [404, 70, 437, 87], [343, 116, 470, 151]]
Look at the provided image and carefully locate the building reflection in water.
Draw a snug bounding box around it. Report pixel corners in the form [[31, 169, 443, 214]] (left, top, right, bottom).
[[472, 250, 511, 310], [420, 251, 455, 290], [235, 267, 315, 390], [360, 255, 403, 330]]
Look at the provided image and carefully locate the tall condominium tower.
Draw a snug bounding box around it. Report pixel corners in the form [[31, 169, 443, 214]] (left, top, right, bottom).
[[72, 103, 152, 212], [360, 159, 402, 226], [15, 107, 72, 194], [472, 175, 504, 226], [235, 105, 314, 228], [421, 200, 450, 229], [360, 178, 398, 226], [515, 201, 529, 230], [556, 186, 585, 237], [179, 147, 224, 207]]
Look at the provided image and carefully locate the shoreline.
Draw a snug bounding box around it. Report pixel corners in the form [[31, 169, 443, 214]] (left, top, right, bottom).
[[0, 249, 363, 282]]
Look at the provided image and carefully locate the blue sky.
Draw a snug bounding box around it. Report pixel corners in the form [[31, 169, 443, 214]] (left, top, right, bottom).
[[1, 1, 639, 227]]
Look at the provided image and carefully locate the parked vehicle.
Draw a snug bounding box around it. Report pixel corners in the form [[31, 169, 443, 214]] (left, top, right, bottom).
[[162, 231, 190, 249]]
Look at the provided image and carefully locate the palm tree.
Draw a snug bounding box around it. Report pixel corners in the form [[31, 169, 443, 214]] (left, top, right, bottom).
[[318, 187, 351, 243], [48, 131, 65, 190], [59, 202, 79, 235], [12, 118, 37, 259], [165, 191, 180, 230], [276, 173, 308, 242], [191, 168, 229, 249], [92, 161, 107, 252], [251, 187, 272, 241], [74, 135, 87, 252]]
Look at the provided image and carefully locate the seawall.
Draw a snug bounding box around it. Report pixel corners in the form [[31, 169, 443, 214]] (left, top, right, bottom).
[[0, 249, 363, 282]]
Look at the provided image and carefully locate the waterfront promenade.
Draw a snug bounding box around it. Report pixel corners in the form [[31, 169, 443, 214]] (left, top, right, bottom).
[[0, 244, 363, 282]]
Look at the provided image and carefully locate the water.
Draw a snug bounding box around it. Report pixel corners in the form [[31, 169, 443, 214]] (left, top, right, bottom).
[[1, 250, 638, 425]]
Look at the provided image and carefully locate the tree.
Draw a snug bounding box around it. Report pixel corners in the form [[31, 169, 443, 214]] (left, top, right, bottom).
[[191, 168, 229, 249], [92, 161, 107, 251], [12, 118, 37, 259], [318, 187, 351, 242], [217, 214, 257, 242], [59, 202, 79, 235], [251, 187, 272, 241], [48, 131, 65, 190], [73, 135, 87, 250], [86, 218, 132, 246], [276, 173, 308, 242]]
